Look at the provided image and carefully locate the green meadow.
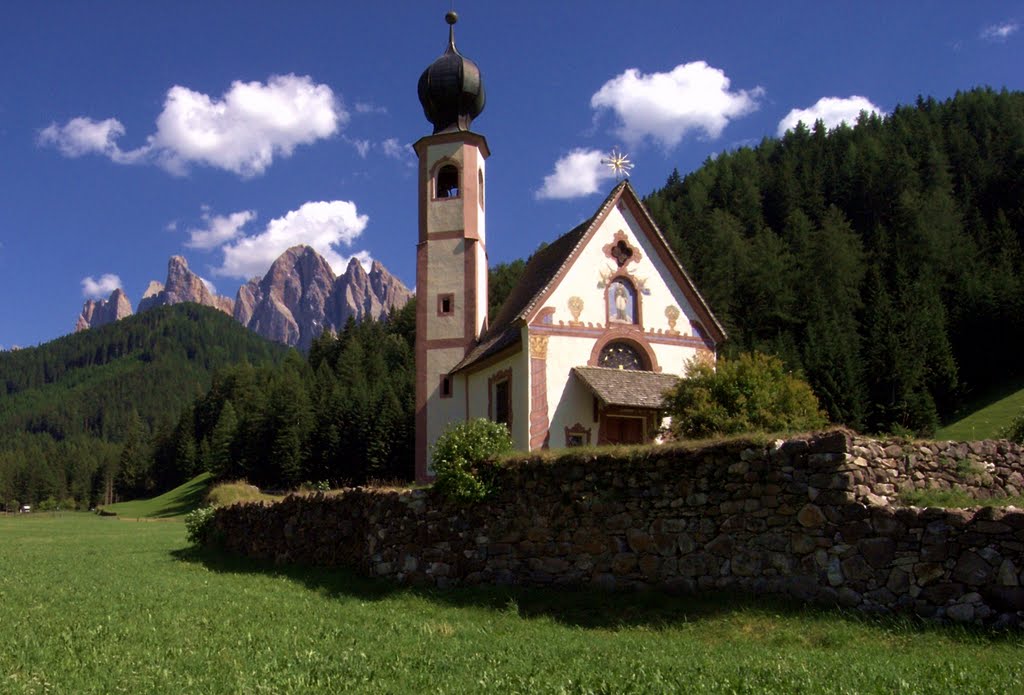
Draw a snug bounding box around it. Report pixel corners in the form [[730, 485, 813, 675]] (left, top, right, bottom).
[[101, 472, 213, 519], [936, 381, 1024, 441], [0, 514, 1021, 694]]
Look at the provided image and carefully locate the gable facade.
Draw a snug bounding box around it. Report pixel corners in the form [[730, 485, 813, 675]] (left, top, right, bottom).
[[454, 183, 722, 457]]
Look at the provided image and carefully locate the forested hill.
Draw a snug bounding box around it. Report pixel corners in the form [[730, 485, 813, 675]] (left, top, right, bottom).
[[644, 87, 1024, 436], [0, 303, 288, 508]]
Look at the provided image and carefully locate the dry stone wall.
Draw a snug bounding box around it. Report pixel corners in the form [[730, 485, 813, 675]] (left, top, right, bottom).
[[213, 430, 1024, 627]]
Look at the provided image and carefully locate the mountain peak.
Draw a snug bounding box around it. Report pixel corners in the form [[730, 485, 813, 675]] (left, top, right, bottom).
[[73, 246, 410, 351], [137, 255, 234, 315], [75, 287, 133, 332], [344, 256, 368, 279]]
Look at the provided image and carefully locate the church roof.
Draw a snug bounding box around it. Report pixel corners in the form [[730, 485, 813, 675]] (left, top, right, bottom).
[[452, 180, 726, 373], [573, 367, 679, 409], [417, 12, 486, 134]]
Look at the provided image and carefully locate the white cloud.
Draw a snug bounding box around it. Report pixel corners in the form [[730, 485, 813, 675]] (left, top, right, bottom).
[[40, 74, 345, 177], [81, 273, 122, 299], [354, 101, 387, 114], [776, 95, 883, 136], [200, 277, 218, 295], [38, 117, 127, 159], [216, 200, 369, 278], [185, 210, 256, 250], [590, 62, 763, 148], [980, 21, 1019, 42], [350, 137, 371, 158], [380, 138, 406, 159], [536, 148, 616, 200]]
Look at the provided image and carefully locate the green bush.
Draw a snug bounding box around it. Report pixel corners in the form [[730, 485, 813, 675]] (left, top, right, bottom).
[[184, 506, 218, 546], [431, 419, 513, 502], [665, 352, 827, 439], [999, 411, 1024, 443]]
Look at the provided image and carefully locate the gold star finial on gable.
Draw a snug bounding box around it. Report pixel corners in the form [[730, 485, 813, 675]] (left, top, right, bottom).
[[602, 147, 634, 180]]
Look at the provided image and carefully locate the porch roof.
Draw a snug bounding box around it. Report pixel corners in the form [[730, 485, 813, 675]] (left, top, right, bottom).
[[572, 367, 679, 409]]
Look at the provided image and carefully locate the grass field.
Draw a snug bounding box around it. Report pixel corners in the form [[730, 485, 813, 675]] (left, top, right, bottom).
[[103, 474, 284, 519], [102, 472, 213, 518], [0, 514, 1021, 694], [936, 382, 1024, 441]]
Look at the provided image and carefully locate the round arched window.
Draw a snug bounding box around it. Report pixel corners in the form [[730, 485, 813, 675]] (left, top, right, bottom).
[[436, 164, 459, 198], [598, 341, 645, 371]]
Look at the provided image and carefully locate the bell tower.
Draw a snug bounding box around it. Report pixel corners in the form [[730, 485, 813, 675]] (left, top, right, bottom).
[[414, 11, 489, 482]]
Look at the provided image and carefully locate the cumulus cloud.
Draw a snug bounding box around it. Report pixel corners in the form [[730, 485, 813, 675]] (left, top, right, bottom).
[[40, 74, 345, 177], [81, 273, 122, 299], [980, 21, 1019, 41], [536, 148, 617, 200], [776, 95, 883, 136], [215, 200, 369, 278], [38, 117, 130, 160], [185, 210, 256, 250], [590, 62, 763, 147]]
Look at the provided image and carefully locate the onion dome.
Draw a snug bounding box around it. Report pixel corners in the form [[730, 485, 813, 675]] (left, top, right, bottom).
[[417, 11, 486, 134]]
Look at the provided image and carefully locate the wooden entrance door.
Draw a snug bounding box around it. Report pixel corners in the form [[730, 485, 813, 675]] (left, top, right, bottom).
[[603, 416, 645, 445]]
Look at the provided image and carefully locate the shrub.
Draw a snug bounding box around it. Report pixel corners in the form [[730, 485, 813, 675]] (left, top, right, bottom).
[[665, 351, 827, 439], [999, 411, 1024, 443], [431, 418, 513, 502], [184, 506, 218, 546]]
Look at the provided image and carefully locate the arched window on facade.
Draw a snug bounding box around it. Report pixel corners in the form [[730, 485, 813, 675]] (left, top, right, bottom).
[[597, 341, 647, 371], [478, 169, 484, 209], [436, 164, 459, 198]]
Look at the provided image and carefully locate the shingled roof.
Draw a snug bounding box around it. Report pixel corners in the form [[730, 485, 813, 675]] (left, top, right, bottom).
[[573, 367, 679, 409]]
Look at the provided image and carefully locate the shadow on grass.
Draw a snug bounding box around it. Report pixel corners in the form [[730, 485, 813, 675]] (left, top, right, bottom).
[[170, 545, 1019, 642]]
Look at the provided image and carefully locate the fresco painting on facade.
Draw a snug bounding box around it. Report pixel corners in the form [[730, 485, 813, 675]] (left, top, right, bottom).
[[607, 280, 637, 324]]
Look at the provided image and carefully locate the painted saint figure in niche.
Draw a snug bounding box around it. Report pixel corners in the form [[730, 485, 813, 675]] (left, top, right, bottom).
[[608, 278, 637, 323]]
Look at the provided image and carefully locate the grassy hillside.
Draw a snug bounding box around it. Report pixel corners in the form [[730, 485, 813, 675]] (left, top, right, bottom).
[[935, 384, 1024, 440], [0, 304, 289, 508], [0, 514, 1020, 693], [102, 472, 213, 518]]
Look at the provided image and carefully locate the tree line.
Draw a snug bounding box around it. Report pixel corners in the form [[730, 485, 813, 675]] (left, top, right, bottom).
[[644, 87, 1024, 435], [0, 305, 287, 509], [150, 301, 417, 493]]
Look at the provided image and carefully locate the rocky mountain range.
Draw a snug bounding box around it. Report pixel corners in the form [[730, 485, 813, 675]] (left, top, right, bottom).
[[75, 246, 412, 350], [75, 288, 134, 332]]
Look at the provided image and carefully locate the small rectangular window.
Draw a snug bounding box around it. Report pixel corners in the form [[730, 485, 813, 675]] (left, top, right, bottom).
[[494, 379, 510, 425], [437, 293, 455, 316], [440, 375, 453, 399], [566, 433, 585, 447]]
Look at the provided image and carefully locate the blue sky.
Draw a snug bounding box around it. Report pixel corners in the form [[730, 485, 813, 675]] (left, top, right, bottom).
[[1, 1, 1022, 348]]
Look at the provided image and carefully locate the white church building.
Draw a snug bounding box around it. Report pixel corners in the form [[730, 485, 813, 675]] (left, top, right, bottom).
[[413, 13, 725, 482]]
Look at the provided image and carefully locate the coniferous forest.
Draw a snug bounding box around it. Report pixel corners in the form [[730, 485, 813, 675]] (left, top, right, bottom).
[[645, 88, 1024, 435], [156, 301, 416, 493], [0, 305, 287, 509], [2, 88, 1023, 505]]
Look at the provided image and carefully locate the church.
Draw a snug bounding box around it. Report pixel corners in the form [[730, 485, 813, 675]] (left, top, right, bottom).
[[413, 13, 725, 482]]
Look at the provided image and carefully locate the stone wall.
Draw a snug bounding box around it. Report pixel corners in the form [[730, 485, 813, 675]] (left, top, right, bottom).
[[213, 430, 1024, 627]]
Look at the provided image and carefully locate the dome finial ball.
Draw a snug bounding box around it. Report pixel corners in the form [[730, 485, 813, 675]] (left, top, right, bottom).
[[446, 11, 458, 25]]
